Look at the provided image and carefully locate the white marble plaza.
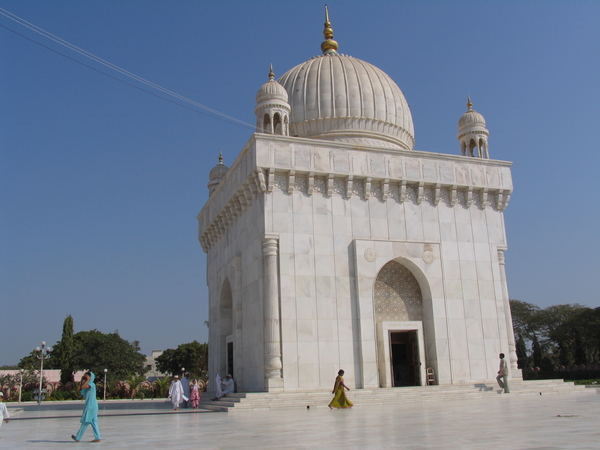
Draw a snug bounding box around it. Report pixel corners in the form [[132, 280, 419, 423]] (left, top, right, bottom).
[[3, 391, 599, 449]]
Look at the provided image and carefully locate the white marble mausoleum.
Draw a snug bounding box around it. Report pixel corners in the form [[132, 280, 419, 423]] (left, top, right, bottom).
[[197, 11, 520, 392]]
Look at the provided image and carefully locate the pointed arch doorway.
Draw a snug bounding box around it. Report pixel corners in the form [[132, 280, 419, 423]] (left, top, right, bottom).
[[374, 260, 427, 387]]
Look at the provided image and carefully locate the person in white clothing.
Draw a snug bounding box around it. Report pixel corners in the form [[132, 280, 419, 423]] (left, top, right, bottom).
[[180, 372, 190, 408], [221, 374, 235, 395], [168, 375, 188, 411], [496, 353, 510, 393], [0, 392, 10, 438]]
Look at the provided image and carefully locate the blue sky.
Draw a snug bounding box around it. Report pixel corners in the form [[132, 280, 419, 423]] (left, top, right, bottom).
[[1, 1, 599, 366]]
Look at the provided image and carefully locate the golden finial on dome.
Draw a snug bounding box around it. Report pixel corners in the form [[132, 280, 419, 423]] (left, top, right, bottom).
[[321, 5, 338, 54], [467, 95, 473, 111], [269, 63, 274, 81], [218, 151, 223, 164]]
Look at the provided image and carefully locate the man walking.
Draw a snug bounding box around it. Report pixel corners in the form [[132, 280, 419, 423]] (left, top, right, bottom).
[[496, 353, 510, 393]]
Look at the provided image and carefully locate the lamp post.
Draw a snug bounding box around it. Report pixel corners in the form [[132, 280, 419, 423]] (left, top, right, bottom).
[[103, 369, 108, 401], [34, 341, 52, 405], [18, 368, 24, 403], [181, 367, 185, 378]]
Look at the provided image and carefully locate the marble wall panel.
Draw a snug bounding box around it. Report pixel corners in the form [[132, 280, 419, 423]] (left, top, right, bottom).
[[446, 299, 465, 319], [280, 275, 295, 299], [468, 359, 488, 380], [281, 318, 298, 342], [368, 197, 387, 219], [388, 220, 407, 241], [333, 253, 351, 275], [386, 201, 403, 220], [445, 279, 463, 300], [292, 191, 313, 214], [350, 196, 369, 218], [476, 261, 493, 281], [320, 363, 340, 388], [298, 363, 319, 387], [315, 255, 335, 277], [458, 242, 476, 261], [272, 212, 292, 232], [423, 222, 441, 242], [293, 213, 314, 234], [351, 217, 371, 238], [464, 298, 482, 319], [282, 362, 299, 389], [331, 195, 350, 217], [335, 292, 355, 318], [440, 241, 459, 267], [272, 190, 291, 212], [293, 233, 313, 256], [462, 280, 480, 301], [336, 318, 354, 340], [370, 218, 389, 239], [312, 194, 332, 216], [482, 319, 501, 340], [317, 297, 337, 320], [313, 232, 334, 255], [294, 255, 315, 276], [314, 214, 333, 236], [479, 298, 497, 319], [405, 219, 424, 242], [316, 276, 334, 298], [473, 243, 492, 262], [318, 341, 340, 364], [295, 276, 316, 298], [280, 295, 297, 320], [465, 318, 484, 340], [297, 318, 318, 341], [332, 215, 352, 236], [455, 223, 473, 243]]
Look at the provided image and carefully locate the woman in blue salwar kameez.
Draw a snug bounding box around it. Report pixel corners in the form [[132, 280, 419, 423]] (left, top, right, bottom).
[[72, 372, 101, 442]]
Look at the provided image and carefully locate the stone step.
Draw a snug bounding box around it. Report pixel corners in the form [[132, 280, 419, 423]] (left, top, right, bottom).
[[203, 380, 592, 412]]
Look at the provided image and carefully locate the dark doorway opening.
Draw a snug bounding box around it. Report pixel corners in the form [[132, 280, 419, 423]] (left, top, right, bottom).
[[390, 331, 420, 387], [227, 342, 234, 378]]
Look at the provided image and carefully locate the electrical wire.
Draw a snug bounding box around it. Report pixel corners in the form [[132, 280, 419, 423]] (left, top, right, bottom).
[[0, 8, 256, 130]]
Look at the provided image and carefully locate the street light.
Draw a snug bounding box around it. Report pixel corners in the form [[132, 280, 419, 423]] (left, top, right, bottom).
[[18, 369, 24, 403], [34, 341, 52, 405], [103, 369, 108, 401]]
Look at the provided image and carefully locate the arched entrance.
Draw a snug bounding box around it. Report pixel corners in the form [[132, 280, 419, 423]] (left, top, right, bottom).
[[374, 260, 426, 387]]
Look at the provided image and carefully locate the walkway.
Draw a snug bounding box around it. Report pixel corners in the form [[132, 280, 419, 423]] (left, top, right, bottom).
[[2, 389, 598, 449]]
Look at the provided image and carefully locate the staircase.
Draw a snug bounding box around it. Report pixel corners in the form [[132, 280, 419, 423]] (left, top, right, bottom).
[[199, 380, 592, 412]]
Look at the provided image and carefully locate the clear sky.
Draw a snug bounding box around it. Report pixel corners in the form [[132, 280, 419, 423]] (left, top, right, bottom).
[[1, 1, 599, 366]]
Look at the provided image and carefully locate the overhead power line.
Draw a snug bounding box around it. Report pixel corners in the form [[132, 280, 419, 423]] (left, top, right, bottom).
[[0, 7, 256, 130]]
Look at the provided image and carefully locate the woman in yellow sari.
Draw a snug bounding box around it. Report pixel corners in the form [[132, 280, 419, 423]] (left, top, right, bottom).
[[328, 370, 353, 409]]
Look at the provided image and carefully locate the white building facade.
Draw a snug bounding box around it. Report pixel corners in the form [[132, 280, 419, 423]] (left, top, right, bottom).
[[198, 12, 519, 392]]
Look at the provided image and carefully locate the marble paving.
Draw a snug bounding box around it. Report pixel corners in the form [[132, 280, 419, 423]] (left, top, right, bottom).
[[2, 390, 599, 449]]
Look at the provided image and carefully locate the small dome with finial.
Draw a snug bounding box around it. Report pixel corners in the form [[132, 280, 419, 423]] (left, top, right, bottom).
[[208, 152, 229, 196], [256, 64, 289, 105], [458, 96, 487, 131]]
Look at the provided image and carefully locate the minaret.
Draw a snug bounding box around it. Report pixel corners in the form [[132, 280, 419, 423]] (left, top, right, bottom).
[[458, 96, 490, 158], [207, 152, 228, 196], [254, 64, 290, 136]]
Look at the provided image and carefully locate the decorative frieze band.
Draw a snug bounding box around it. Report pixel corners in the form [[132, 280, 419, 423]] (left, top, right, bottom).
[[199, 168, 512, 253]]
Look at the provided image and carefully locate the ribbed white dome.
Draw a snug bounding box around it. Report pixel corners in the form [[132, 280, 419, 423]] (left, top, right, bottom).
[[278, 53, 414, 150], [256, 79, 288, 104], [458, 109, 486, 131]]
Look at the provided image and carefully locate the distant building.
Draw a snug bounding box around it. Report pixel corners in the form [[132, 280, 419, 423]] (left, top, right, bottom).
[[144, 350, 167, 381]]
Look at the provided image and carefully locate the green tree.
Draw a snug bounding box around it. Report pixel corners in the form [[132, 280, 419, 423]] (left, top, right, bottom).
[[54, 315, 75, 384], [155, 341, 208, 378], [69, 330, 146, 381]]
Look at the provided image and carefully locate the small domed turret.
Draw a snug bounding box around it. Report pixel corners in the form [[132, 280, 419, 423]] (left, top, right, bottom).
[[458, 97, 490, 158], [255, 65, 290, 136], [208, 152, 228, 196]]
